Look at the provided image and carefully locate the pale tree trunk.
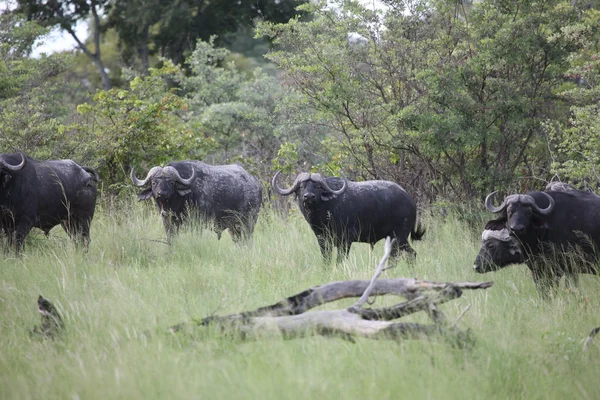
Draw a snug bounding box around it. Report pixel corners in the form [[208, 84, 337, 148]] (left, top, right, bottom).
[[138, 25, 150, 75], [65, 0, 111, 90]]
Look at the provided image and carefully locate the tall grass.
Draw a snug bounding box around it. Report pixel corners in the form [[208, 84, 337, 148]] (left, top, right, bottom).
[[1, 203, 600, 399]]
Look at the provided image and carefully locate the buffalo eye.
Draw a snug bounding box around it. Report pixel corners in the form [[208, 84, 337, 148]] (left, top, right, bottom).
[[152, 181, 157, 186], [485, 241, 495, 250]]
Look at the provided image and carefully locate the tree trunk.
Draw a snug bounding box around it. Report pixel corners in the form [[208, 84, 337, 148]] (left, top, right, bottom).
[[138, 24, 150, 75]]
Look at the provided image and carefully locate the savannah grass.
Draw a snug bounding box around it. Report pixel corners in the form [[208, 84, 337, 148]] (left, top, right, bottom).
[[1, 203, 600, 399]]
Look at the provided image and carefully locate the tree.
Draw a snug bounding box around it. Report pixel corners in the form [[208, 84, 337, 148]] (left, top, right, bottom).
[[105, 0, 308, 71], [16, 0, 113, 89], [177, 38, 299, 180], [0, 11, 83, 160], [548, 7, 600, 188], [76, 62, 209, 192], [257, 0, 591, 200]]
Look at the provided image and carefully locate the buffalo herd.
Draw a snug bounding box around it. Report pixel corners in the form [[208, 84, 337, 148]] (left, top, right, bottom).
[[474, 186, 600, 294], [2, 150, 600, 296]]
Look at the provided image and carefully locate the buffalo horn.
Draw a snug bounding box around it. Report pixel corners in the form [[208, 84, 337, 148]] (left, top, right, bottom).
[[272, 171, 310, 196], [163, 166, 196, 185], [485, 191, 506, 214], [0, 152, 26, 171], [130, 166, 163, 186], [309, 173, 348, 196], [532, 191, 555, 215]]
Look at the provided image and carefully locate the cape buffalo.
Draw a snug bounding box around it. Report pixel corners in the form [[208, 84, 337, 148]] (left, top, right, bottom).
[[272, 171, 425, 263], [131, 160, 262, 242], [0, 152, 99, 253], [474, 189, 600, 293]]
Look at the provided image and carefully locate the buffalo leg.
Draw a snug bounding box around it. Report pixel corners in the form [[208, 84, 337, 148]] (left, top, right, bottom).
[[162, 215, 181, 243], [75, 219, 92, 250], [232, 218, 255, 245], [61, 218, 91, 249], [13, 221, 33, 254], [391, 240, 417, 266], [238, 213, 257, 244]]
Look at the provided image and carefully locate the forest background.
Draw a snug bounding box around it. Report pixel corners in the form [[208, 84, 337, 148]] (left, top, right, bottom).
[[2, 0, 600, 204]]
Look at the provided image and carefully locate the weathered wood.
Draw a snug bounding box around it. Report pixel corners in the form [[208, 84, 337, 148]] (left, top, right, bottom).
[[168, 241, 493, 344], [30, 295, 64, 339], [169, 280, 492, 342], [348, 286, 462, 321], [351, 236, 395, 309], [583, 327, 600, 351]]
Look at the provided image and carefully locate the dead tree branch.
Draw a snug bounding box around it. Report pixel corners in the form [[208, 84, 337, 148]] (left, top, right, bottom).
[[169, 279, 492, 343], [167, 242, 493, 344], [583, 327, 600, 352], [350, 236, 395, 310]]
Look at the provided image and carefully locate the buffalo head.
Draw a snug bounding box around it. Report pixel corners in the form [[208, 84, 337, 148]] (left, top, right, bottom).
[[272, 171, 348, 210], [474, 225, 525, 273], [131, 165, 196, 202], [0, 153, 26, 187], [485, 191, 554, 235]]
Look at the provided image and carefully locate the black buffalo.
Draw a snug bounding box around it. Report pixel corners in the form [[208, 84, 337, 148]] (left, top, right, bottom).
[[272, 171, 425, 263], [474, 189, 600, 293], [131, 160, 262, 242], [0, 152, 99, 253]]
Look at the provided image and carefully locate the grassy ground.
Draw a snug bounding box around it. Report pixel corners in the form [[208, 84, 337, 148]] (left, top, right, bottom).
[[1, 203, 600, 400]]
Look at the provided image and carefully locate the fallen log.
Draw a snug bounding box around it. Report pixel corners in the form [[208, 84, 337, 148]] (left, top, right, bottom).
[[169, 238, 493, 344], [30, 295, 64, 339]]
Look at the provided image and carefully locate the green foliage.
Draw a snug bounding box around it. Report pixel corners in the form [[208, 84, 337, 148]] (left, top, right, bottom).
[[258, 0, 592, 198], [0, 12, 83, 159], [549, 9, 600, 185], [178, 39, 297, 180], [76, 62, 211, 192], [272, 142, 299, 173], [105, 0, 307, 69]]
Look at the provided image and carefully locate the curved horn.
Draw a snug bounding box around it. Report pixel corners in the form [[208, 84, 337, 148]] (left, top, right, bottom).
[[130, 166, 163, 186], [532, 191, 555, 215], [163, 166, 196, 185], [310, 173, 348, 196], [272, 171, 310, 196], [0, 152, 26, 171], [485, 191, 507, 214]]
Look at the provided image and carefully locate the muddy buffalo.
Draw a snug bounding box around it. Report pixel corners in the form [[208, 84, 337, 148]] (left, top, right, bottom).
[[131, 160, 262, 242], [0, 152, 98, 253], [272, 171, 424, 263]]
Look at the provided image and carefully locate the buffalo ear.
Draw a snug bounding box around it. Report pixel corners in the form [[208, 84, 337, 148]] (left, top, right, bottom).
[[320, 192, 338, 202], [484, 219, 506, 231], [138, 188, 153, 201], [175, 183, 192, 196]]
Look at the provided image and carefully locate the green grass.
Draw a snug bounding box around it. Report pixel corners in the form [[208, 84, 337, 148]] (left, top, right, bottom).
[[2, 203, 600, 400]]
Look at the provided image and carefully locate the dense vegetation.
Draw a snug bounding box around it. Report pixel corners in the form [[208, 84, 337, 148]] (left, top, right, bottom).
[[2, 0, 599, 202]]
